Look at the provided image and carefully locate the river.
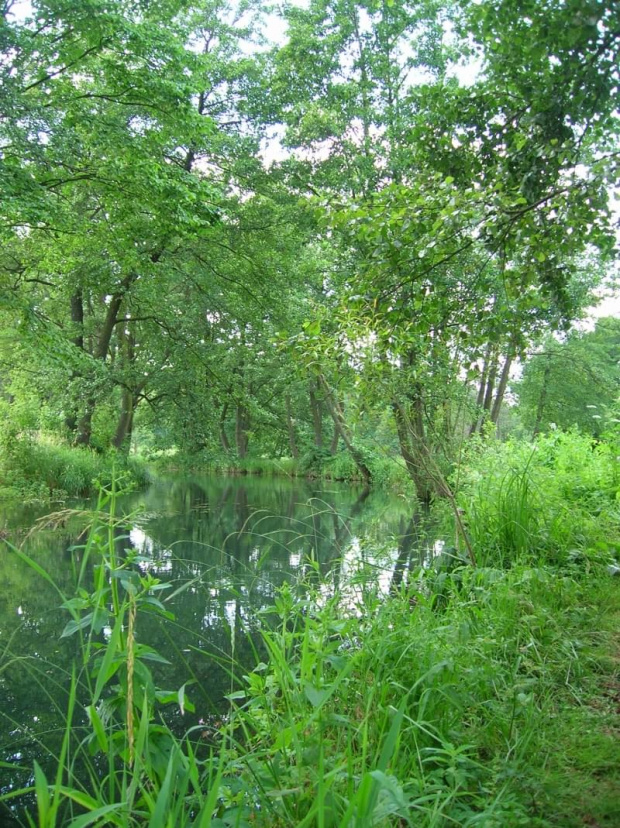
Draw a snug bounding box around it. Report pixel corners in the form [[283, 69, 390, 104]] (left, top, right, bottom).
[[0, 473, 439, 822]]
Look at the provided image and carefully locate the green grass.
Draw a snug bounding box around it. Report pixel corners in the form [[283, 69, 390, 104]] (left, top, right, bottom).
[[225, 562, 620, 827], [0, 436, 150, 501], [454, 430, 620, 568]]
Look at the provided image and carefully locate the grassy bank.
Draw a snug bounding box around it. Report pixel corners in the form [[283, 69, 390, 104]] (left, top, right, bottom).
[[154, 449, 412, 491], [1, 431, 619, 826], [232, 562, 619, 827], [0, 434, 150, 502]]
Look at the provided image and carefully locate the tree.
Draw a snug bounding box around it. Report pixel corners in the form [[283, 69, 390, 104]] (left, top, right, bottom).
[[273, 0, 619, 500], [516, 317, 620, 437], [0, 0, 273, 451]]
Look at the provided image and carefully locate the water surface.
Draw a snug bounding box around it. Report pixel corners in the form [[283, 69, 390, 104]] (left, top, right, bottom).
[[0, 474, 437, 819]]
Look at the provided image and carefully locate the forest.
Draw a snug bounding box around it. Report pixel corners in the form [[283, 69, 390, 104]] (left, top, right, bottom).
[[1, 0, 620, 826]]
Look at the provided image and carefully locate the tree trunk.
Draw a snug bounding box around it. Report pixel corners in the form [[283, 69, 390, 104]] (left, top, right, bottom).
[[219, 403, 231, 452], [75, 410, 93, 447], [65, 289, 85, 433], [75, 274, 139, 448], [111, 328, 140, 452], [490, 346, 515, 426], [482, 348, 499, 413], [532, 358, 552, 437], [467, 343, 492, 437], [235, 404, 249, 459], [309, 379, 323, 449], [285, 394, 299, 459], [112, 388, 135, 451], [330, 429, 339, 455], [392, 400, 434, 506], [318, 374, 372, 485]]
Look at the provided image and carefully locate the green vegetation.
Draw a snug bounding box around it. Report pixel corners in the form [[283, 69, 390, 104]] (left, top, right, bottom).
[[1, 0, 618, 501], [0, 433, 149, 501], [1, 0, 619, 823], [516, 318, 620, 438], [2, 432, 619, 826]]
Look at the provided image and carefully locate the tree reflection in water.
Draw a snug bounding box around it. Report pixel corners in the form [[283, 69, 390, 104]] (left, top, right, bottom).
[[0, 474, 442, 821]]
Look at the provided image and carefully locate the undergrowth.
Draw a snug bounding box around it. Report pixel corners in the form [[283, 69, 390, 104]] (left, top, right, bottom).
[[155, 450, 410, 492], [0, 435, 150, 501]]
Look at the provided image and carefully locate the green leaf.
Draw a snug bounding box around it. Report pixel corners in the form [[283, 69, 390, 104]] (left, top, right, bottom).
[[85, 704, 109, 753], [304, 682, 331, 709]]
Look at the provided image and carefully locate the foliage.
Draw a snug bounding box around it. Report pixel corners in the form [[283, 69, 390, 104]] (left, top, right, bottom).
[[0, 433, 148, 501], [515, 316, 620, 437], [1, 0, 618, 500], [454, 429, 620, 567], [1, 0, 620, 821]]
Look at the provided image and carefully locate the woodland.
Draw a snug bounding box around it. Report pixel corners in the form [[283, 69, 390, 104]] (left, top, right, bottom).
[[1, 1, 620, 826], [0, 0, 618, 500]]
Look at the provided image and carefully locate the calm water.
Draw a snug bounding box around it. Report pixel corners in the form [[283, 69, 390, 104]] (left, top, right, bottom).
[[0, 474, 439, 820]]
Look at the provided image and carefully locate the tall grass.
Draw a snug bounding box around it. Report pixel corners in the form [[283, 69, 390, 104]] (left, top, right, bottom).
[[0, 436, 149, 501], [455, 430, 620, 567]]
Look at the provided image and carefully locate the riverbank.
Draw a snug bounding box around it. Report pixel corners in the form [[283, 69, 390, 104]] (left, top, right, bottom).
[[0, 435, 150, 502], [0, 435, 412, 505], [154, 449, 412, 491], [229, 560, 620, 827]]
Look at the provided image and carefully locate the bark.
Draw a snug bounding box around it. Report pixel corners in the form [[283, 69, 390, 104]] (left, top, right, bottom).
[[75, 410, 93, 447], [219, 403, 231, 452], [235, 404, 250, 459], [467, 343, 492, 437], [112, 330, 141, 452], [309, 379, 323, 449], [475, 345, 491, 410], [65, 290, 85, 433], [70, 290, 84, 350], [318, 374, 372, 485], [469, 345, 499, 438], [482, 348, 499, 413], [75, 273, 139, 447], [532, 358, 552, 437], [285, 394, 299, 459], [330, 429, 340, 455], [490, 346, 515, 426], [112, 388, 135, 451], [391, 400, 433, 506]]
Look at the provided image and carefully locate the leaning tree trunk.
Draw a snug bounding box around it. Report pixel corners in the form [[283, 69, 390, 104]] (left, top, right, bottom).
[[318, 374, 372, 485], [391, 400, 434, 506], [490, 344, 515, 427], [285, 394, 299, 459]]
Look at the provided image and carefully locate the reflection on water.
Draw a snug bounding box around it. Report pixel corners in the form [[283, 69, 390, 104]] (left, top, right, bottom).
[[0, 474, 443, 821]]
